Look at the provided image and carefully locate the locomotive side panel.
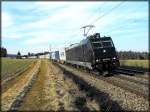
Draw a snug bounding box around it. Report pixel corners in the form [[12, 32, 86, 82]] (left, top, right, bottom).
[[82, 41, 94, 63], [66, 43, 93, 69]]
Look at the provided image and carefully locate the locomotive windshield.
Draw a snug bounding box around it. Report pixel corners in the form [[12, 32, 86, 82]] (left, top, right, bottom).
[[92, 41, 102, 48], [91, 40, 113, 49], [102, 41, 113, 47], [88, 34, 114, 49]]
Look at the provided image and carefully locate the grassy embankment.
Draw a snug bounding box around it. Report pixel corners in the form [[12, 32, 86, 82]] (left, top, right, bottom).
[[1, 59, 40, 111], [1, 58, 35, 81], [120, 60, 149, 69]]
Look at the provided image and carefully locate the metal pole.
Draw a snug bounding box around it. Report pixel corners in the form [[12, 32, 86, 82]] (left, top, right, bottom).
[[81, 25, 95, 38], [49, 44, 51, 60]]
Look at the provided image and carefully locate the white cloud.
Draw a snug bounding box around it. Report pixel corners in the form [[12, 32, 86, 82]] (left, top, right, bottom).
[[2, 11, 13, 28], [25, 31, 65, 45], [9, 3, 100, 42], [18, 45, 50, 55], [15, 3, 96, 32], [2, 11, 23, 39], [2, 2, 122, 40], [2, 1, 148, 54]]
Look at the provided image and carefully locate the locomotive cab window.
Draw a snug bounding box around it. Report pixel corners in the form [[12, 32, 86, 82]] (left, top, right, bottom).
[[102, 41, 113, 47], [91, 40, 114, 48], [92, 41, 102, 49]]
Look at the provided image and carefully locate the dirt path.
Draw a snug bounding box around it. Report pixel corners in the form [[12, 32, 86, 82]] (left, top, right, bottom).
[[19, 60, 100, 111], [19, 59, 50, 111], [19, 59, 63, 111], [1, 60, 41, 111]]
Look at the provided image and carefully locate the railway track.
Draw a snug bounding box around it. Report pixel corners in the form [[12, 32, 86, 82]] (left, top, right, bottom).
[[91, 72, 148, 100], [59, 64, 149, 100], [57, 63, 148, 111], [91, 68, 149, 99], [56, 64, 125, 111], [73, 66, 148, 91], [114, 67, 149, 80], [116, 67, 148, 75], [114, 75, 148, 86], [118, 67, 145, 73]]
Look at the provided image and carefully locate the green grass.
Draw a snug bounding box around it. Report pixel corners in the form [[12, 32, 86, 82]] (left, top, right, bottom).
[[1, 58, 35, 81], [120, 60, 149, 69]]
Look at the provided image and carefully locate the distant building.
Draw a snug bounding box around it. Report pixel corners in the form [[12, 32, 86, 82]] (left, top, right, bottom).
[[38, 52, 50, 59], [21, 51, 51, 59], [28, 53, 37, 59], [21, 55, 28, 59], [22, 56, 26, 59], [43, 52, 50, 59], [28, 55, 37, 59]]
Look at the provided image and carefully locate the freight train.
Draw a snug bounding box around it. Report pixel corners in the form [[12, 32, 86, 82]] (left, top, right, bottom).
[[51, 33, 120, 74]]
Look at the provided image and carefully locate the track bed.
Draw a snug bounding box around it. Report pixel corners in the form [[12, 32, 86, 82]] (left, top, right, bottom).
[[57, 63, 148, 111]]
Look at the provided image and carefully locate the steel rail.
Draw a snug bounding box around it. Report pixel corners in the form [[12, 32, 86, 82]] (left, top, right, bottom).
[[58, 64, 149, 100]]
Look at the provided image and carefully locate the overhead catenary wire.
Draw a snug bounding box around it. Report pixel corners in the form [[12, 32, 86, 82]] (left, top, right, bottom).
[[82, 2, 106, 26], [105, 19, 148, 34], [55, 1, 127, 49], [103, 5, 148, 34], [67, 3, 107, 39], [81, 0, 147, 37], [67, 1, 125, 37], [89, 1, 126, 25]]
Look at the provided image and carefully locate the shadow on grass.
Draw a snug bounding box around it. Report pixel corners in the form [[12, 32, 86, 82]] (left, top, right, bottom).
[[58, 65, 127, 112], [74, 96, 91, 112]]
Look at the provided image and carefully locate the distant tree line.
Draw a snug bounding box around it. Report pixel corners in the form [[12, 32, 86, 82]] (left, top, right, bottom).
[[0, 47, 7, 57], [117, 51, 149, 60], [0, 47, 22, 59], [0, 47, 149, 60]]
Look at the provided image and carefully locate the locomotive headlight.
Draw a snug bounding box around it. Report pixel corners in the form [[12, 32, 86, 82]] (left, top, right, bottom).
[[96, 59, 99, 62], [103, 49, 106, 53], [113, 57, 116, 59]]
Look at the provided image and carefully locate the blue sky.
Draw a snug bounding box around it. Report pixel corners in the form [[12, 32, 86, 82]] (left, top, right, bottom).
[[2, 1, 148, 55]]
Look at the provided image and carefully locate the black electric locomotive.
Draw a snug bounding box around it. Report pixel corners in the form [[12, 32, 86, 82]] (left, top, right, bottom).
[[65, 33, 119, 73]]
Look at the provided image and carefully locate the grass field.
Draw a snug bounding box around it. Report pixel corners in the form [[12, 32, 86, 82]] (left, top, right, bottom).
[[1, 59, 148, 111], [1, 58, 35, 81], [120, 60, 149, 69]]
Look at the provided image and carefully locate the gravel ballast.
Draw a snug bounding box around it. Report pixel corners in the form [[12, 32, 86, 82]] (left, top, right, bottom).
[[58, 64, 149, 111]]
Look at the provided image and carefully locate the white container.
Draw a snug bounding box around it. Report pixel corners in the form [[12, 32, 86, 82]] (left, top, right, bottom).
[[59, 47, 66, 63]]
